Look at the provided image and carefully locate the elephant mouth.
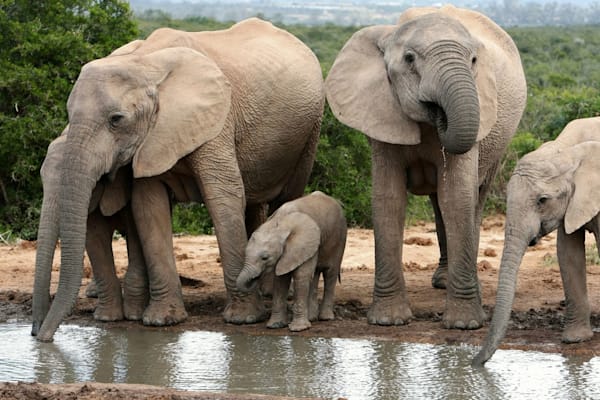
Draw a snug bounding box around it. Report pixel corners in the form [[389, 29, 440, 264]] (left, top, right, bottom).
[[528, 236, 539, 247], [423, 102, 448, 134]]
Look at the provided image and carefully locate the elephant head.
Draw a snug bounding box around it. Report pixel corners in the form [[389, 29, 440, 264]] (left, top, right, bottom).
[[325, 9, 498, 154], [35, 45, 232, 341], [473, 140, 600, 365], [236, 212, 321, 292]]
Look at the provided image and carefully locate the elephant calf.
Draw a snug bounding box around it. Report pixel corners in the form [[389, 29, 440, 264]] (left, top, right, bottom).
[[237, 191, 347, 332], [474, 117, 600, 365]]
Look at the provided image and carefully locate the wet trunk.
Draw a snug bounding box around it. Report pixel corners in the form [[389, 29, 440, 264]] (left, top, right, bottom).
[[31, 184, 60, 336], [472, 234, 528, 366], [35, 144, 100, 342]]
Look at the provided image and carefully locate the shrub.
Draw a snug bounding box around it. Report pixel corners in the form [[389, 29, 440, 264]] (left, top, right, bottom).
[[0, 0, 138, 239]]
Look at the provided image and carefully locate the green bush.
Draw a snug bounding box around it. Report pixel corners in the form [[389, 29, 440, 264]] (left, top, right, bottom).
[[306, 105, 372, 227], [0, 0, 138, 239]]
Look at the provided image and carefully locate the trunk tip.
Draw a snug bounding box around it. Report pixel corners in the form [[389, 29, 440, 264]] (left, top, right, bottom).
[[471, 349, 492, 367]]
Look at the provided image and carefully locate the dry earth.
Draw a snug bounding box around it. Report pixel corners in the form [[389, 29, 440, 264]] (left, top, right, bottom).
[[1, 215, 600, 399]]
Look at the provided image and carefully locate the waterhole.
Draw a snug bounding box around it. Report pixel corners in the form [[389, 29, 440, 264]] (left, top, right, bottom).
[[1, 323, 599, 399]]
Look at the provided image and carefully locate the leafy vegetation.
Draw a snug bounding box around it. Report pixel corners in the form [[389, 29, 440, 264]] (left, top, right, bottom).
[[1, 7, 599, 237], [0, 0, 138, 239]]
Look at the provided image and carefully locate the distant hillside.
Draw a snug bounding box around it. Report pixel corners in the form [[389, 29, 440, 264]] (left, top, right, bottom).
[[129, 0, 600, 26]]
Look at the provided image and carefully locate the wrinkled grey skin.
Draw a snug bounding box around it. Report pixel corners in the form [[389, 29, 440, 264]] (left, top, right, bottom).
[[325, 5, 527, 329], [36, 18, 323, 341], [237, 191, 347, 332], [32, 135, 149, 337], [473, 117, 600, 366]]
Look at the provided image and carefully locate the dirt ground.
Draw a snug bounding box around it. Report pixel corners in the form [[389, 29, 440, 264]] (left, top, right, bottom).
[[1, 215, 600, 399]]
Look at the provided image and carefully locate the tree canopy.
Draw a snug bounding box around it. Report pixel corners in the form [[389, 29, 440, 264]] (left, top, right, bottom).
[[0, 0, 138, 239]]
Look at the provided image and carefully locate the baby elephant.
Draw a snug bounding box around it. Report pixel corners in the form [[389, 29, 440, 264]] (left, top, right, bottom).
[[474, 117, 600, 365], [236, 191, 347, 331]]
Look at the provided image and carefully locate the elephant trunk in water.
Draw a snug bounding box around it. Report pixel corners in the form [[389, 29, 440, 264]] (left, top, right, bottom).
[[472, 216, 532, 366], [425, 47, 480, 155], [35, 137, 106, 342], [31, 178, 60, 336]]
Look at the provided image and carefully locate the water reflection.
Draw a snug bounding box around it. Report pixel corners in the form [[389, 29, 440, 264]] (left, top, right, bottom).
[[1, 323, 600, 399]]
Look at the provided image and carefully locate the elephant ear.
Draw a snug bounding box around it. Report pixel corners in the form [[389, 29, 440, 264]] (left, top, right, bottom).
[[275, 212, 321, 276], [99, 166, 132, 217], [565, 142, 600, 234], [325, 26, 420, 145], [474, 40, 498, 142], [133, 47, 232, 178]]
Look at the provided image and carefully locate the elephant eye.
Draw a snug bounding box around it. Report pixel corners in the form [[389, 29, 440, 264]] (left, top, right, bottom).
[[109, 112, 125, 128], [537, 196, 549, 206], [471, 56, 477, 65], [260, 252, 270, 261], [404, 52, 415, 64]]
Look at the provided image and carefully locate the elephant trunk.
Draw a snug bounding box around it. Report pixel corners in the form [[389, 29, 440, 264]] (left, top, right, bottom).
[[425, 49, 480, 155], [472, 226, 530, 366], [35, 138, 106, 342], [236, 262, 263, 293], [31, 183, 60, 336]]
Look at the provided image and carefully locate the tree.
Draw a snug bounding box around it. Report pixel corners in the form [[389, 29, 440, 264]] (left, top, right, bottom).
[[0, 0, 138, 239]]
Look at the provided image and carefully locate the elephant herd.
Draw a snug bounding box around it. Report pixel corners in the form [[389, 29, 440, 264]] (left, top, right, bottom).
[[29, 5, 600, 366]]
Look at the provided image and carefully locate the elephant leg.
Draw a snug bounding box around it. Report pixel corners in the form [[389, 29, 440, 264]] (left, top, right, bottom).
[[86, 210, 123, 322], [132, 178, 187, 326], [430, 193, 449, 289], [368, 140, 412, 326], [121, 209, 150, 321], [319, 267, 337, 321], [267, 274, 292, 329], [557, 226, 592, 343], [309, 271, 320, 321], [187, 142, 267, 324], [269, 120, 320, 212], [437, 150, 485, 330], [85, 278, 98, 298], [245, 203, 274, 297], [289, 270, 313, 332]]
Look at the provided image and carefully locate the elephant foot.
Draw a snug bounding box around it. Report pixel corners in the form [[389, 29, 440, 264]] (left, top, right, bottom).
[[142, 298, 188, 326], [224, 292, 267, 325], [85, 279, 98, 298], [289, 318, 311, 332], [562, 322, 593, 343], [442, 298, 485, 330], [367, 295, 413, 326], [309, 301, 319, 322], [431, 265, 447, 289], [267, 314, 288, 329], [123, 295, 148, 321], [318, 306, 335, 321], [94, 302, 124, 322]]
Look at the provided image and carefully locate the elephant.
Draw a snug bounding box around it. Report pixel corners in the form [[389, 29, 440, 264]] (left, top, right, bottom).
[[236, 191, 347, 332], [325, 5, 527, 329], [473, 117, 600, 366], [34, 18, 324, 342], [32, 134, 150, 337]]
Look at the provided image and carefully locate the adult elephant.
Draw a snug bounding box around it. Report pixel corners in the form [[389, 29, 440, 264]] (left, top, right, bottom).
[[35, 18, 324, 341], [325, 5, 526, 329], [32, 134, 149, 337], [473, 118, 600, 365]]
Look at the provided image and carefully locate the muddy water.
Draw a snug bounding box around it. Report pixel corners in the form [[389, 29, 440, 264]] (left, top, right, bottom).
[[1, 323, 599, 399]]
